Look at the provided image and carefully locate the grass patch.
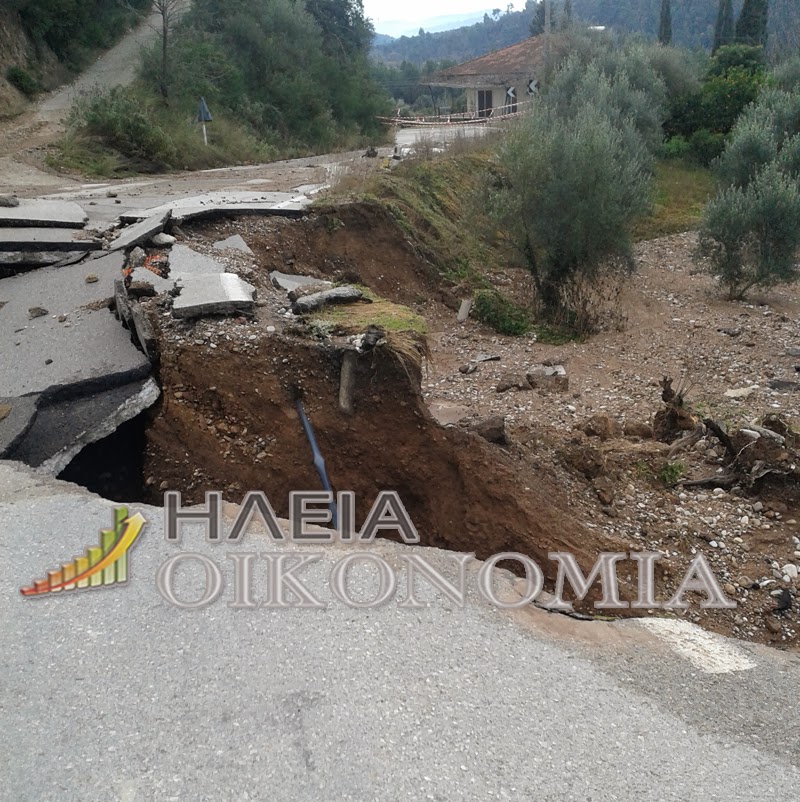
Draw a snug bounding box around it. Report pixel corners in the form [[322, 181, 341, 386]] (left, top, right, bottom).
[[634, 160, 714, 241], [330, 150, 502, 290], [657, 461, 687, 486], [309, 287, 427, 335]]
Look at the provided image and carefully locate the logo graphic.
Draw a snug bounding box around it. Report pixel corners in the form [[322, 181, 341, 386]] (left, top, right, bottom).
[[20, 508, 146, 597]]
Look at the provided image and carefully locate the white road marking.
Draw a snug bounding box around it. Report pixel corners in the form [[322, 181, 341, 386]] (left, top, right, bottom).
[[635, 618, 757, 674]]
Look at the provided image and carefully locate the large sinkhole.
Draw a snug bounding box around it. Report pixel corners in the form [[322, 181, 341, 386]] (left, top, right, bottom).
[[58, 410, 150, 503]]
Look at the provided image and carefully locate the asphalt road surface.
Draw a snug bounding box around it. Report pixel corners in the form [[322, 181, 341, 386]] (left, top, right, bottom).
[[1, 462, 798, 801]]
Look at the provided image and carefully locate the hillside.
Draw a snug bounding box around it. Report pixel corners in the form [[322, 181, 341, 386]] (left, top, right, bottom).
[[371, 0, 800, 63]]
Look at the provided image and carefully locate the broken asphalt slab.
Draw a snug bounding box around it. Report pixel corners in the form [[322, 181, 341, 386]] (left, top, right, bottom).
[[8, 377, 159, 475], [0, 251, 150, 398], [118, 191, 311, 224], [172, 273, 256, 319], [270, 270, 332, 293], [128, 244, 227, 294], [0, 394, 40, 458], [292, 286, 363, 314], [0, 199, 87, 228], [213, 234, 253, 254], [109, 209, 171, 252], [0, 228, 101, 252]]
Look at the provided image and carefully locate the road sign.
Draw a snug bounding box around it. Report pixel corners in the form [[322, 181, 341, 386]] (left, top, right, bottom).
[[196, 97, 212, 123], [527, 79, 539, 95]]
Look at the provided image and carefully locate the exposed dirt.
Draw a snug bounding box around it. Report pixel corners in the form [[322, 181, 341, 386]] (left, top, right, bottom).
[[129, 206, 800, 647]]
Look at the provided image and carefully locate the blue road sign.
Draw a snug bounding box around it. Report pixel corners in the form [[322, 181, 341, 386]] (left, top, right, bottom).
[[197, 97, 212, 123]]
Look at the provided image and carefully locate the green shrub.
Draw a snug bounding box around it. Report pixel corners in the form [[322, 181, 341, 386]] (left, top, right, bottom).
[[697, 164, 800, 299], [689, 129, 726, 165], [6, 66, 39, 97], [771, 56, 800, 91], [661, 135, 691, 159], [706, 45, 765, 77], [70, 88, 177, 170], [473, 290, 531, 336], [714, 115, 776, 187]]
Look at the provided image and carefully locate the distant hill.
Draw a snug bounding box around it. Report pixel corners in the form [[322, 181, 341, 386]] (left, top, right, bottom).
[[372, 4, 535, 64], [371, 0, 800, 64]]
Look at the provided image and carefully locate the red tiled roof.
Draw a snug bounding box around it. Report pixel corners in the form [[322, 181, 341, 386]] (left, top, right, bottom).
[[429, 36, 547, 88]]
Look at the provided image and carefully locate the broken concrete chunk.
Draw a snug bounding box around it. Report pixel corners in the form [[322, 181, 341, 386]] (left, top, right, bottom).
[[114, 280, 133, 330], [129, 303, 158, 361], [457, 299, 472, 323], [110, 209, 171, 252], [213, 234, 253, 254], [172, 273, 256, 319], [270, 270, 330, 293], [292, 286, 363, 315]]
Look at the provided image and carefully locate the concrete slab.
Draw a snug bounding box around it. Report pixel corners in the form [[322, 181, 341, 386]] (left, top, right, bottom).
[[172, 273, 256, 319], [0, 251, 150, 398], [0, 228, 101, 252], [213, 234, 253, 254], [109, 209, 171, 252], [9, 377, 160, 474], [0, 394, 40, 458], [0, 199, 87, 229], [270, 271, 331, 293]]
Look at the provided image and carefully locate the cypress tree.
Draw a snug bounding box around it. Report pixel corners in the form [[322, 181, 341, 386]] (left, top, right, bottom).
[[560, 0, 573, 30], [735, 0, 769, 47], [658, 0, 672, 44], [713, 0, 735, 53]]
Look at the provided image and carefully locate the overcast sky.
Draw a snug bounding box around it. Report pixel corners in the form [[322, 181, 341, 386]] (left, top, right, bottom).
[[363, 0, 493, 32]]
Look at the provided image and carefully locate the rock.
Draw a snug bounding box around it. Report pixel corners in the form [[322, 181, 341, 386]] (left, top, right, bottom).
[[28, 307, 48, 319], [526, 365, 568, 392], [152, 233, 177, 247], [0, 196, 20, 208], [592, 476, 615, 506], [782, 564, 798, 580], [601, 506, 617, 518], [84, 274, 98, 284], [724, 387, 756, 399], [737, 575, 755, 589], [364, 146, 378, 157], [457, 299, 472, 323], [767, 379, 800, 392], [459, 363, 477, 375], [287, 282, 338, 304], [0, 404, 10, 422], [469, 415, 507, 445], [623, 420, 653, 439], [765, 617, 782, 634], [581, 413, 622, 441], [128, 247, 147, 269], [496, 373, 530, 393]]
